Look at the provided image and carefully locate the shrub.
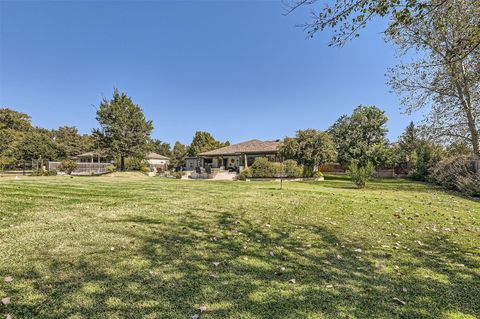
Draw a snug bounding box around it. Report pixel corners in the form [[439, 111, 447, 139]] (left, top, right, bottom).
[[30, 169, 57, 176], [106, 165, 116, 173], [430, 156, 480, 196], [251, 158, 277, 178], [314, 171, 324, 178], [140, 165, 150, 173], [348, 162, 375, 188], [31, 169, 45, 176], [302, 166, 315, 178], [46, 169, 57, 176], [60, 160, 78, 175], [239, 168, 253, 180], [281, 160, 303, 178], [124, 157, 148, 171], [409, 142, 443, 181], [173, 171, 184, 179]]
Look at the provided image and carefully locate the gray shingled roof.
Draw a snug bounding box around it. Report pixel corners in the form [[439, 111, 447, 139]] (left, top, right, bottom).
[[199, 139, 281, 156], [146, 152, 170, 160]]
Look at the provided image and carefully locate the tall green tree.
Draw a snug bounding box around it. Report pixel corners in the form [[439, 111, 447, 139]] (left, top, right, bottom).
[[171, 141, 187, 167], [187, 131, 229, 157], [0, 108, 32, 131], [330, 105, 388, 167], [395, 122, 419, 171], [279, 129, 336, 175], [17, 129, 59, 163], [52, 126, 92, 159], [149, 139, 171, 157], [93, 89, 153, 171], [0, 108, 33, 167]]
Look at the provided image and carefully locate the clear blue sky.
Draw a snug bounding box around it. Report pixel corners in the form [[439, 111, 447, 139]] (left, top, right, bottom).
[[0, 0, 419, 145]]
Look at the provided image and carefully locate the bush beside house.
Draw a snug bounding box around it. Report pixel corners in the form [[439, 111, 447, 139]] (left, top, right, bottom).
[[60, 159, 78, 175], [239, 158, 306, 180]]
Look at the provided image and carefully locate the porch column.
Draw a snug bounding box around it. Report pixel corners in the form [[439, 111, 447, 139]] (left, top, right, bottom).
[[244, 154, 248, 168]]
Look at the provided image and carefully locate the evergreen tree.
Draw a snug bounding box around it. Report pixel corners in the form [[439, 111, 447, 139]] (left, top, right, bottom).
[[187, 131, 229, 157], [93, 89, 153, 171], [172, 141, 187, 167], [149, 139, 171, 157]]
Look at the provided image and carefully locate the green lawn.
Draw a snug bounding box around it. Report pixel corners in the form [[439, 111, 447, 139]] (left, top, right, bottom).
[[0, 175, 479, 319]]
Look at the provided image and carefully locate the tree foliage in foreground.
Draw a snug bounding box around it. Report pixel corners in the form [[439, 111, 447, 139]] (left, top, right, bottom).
[[93, 89, 153, 171], [387, 0, 480, 157], [286, 0, 480, 56]]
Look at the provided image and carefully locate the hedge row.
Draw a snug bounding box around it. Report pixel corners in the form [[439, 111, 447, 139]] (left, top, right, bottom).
[[239, 158, 320, 180]]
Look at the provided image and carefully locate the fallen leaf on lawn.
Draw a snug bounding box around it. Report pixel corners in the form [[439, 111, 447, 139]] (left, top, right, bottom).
[[191, 315, 199, 319], [393, 297, 406, 305], [212, 262, 220, 267], [269, 251, 275, 257], [199, 305, 207, 313], [414, 240, 423, 246], [288, 278, 296, 284], [354, 248, 362, 253], [402, 287, 408, 292], [336, 254, 343, 260], [2, 297, 10, 305], [4, 276, 13, 283], [6, 315, 12, 319], [325, 284, 334, 289], [110, 247, 115, 251]]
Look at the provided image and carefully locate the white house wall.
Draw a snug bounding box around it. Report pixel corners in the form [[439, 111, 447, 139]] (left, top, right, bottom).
[[148, 159, 169, 165]]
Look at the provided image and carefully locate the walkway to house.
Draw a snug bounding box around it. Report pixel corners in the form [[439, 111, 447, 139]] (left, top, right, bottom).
[[213, 171, 237, 180], [182, 170, 237, 180]]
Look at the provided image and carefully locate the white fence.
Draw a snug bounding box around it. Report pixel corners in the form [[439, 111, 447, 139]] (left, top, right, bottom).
[[48, 162, 111, 175]]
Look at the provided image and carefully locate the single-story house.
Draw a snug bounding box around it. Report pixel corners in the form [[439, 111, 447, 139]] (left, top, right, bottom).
[[146, 152, 170, 170], [185, 156, 200, 171], [188, 139, 282, 171]]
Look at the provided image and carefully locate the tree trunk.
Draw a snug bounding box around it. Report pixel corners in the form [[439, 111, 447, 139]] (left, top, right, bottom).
[[450, 62, 480, 158], [465, 111, 480, 158], [120, 156, 125, 171]]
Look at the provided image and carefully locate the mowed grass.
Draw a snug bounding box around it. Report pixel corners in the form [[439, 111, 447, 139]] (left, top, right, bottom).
[[0, 175, 479, 319]]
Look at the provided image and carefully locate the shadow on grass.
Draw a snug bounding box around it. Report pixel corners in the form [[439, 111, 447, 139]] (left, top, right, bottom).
[[3, 209, 478, 319]]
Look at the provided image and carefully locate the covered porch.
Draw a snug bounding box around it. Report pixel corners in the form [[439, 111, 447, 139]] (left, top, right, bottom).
[[200, 153, 278, 172]]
